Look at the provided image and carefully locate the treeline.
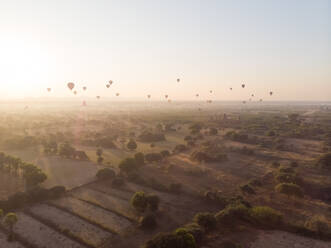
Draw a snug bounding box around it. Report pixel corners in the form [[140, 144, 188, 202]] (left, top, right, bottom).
[[0, 152, 47, 188]]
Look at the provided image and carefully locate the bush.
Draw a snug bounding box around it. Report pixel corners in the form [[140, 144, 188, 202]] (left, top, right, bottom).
[[249, 206, 282, 227], [131, 191, 148, 212], [275, 183, 304, 198], [96, 168, 116, 180], [194, 212, 217, 231], [178, 223, 203, 243], [138, 131, 166, 142], [215, 203, 250, 226], [305, 215, 330, 235], [275, 172, 300, 184], [139, 214, 157, 229], [144, 231, 196, 248]]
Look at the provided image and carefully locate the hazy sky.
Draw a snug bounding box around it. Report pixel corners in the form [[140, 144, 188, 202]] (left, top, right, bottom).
[[0, 0, 330, 101]]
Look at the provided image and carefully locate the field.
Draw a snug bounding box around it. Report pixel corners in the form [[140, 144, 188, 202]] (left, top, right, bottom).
[[0, 102, 331, 248]]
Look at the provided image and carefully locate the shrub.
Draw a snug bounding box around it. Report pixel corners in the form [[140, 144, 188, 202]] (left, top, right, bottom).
[[215, 203, 250, 226], [275, 173, 300, 184], [131, 191, 148, 212], [249, 206, 282, 227], [178, 223, 203, 243], [305, 215, 330, 235], [143, 232, 196, 248], [194, 212, 217, 231], [139, 214, 157, 229], [275, 183, 304, 198], [138, 131, 165, 142], [96, 168, 116, 180]]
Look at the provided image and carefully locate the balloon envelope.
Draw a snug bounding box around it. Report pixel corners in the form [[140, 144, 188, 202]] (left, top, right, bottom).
[[67, 82, 75, 90], [241, 84, 245, 88]]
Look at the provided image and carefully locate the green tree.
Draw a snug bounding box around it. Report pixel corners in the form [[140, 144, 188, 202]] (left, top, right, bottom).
[[119, 157, 138, 175], [130, 191, 148, 212], [4, 213, 18, 241]]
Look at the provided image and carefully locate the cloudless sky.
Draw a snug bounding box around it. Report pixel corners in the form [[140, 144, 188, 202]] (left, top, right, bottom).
[[0, 0, 330, 101]]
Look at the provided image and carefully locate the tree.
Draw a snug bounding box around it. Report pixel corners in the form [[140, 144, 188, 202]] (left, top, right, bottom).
[[275, 183, 304, 198], [127, 139, 138, 151], [58, 142, 76, 158], [4, 213, 18, 241], [131, 191, 148, 212], [22, 164, 47, 188], [134, 152, 145, 166], [119, 157, 138, 175], [96, 168, 116, 180]]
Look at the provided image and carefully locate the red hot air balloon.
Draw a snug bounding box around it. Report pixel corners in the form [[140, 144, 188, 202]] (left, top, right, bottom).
[[67, 82, 75, 90], [96, 96, 100, 99]]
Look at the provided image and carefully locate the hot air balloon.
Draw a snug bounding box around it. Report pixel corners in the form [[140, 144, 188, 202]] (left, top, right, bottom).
[[47, 88, 51, 92], [251, 94, 254, 97], [147, 94, 151, 99], [109, 80, 113, 85], [230, 87, 233, 91], [269, 91, 273, 96], [83, 86, 87, 91], [82, 101, 87, 106], [116, 93, 120, 96], [168, 99, 172, 103], [67, 82, 75, 90], [241, 84, 245, 88], [106, 84, 110, 88], [165, 95, 168, 99], [73, 91, 77, 95], [210, 90, 213, 94], [177, 78, 180, 82], [196, 94, 199, 97], [96, 96, 100, 99]]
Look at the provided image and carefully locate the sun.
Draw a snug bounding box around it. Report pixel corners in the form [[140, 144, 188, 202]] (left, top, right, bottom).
[[0, 38, 51, 98]]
